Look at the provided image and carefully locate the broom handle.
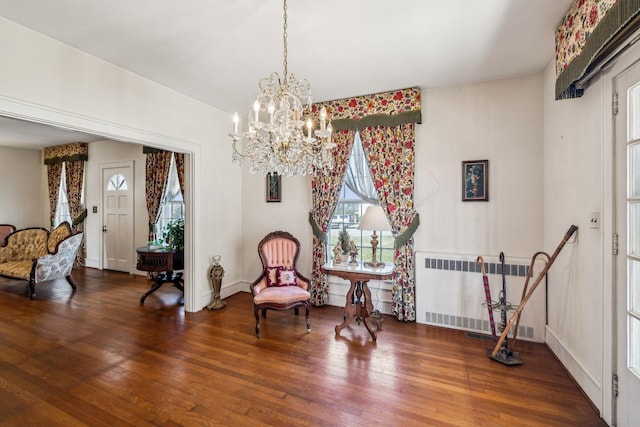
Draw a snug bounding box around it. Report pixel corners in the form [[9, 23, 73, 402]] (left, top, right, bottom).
[[491, 225, 578, 357], [509, 251, 550, 351]]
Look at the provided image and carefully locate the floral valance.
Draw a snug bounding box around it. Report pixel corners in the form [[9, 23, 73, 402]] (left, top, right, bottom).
[[43, 142, 88, 165], [311, 87, 422, 131], [555, 0, 640, 99]]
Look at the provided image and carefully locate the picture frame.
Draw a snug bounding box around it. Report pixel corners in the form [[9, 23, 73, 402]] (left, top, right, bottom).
[[462, 160, 489, 201], [266, 172, 281, 202]]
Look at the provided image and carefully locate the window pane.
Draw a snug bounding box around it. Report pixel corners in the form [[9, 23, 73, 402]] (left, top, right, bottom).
[[630, 143, 640, 198], [629, 83, 640, 141], [631, 258, 640, 315], [107, 174, 127, 191], [630, 202, 640, 257], [156, 154, 185, 240], [629, 316, 640, 378]]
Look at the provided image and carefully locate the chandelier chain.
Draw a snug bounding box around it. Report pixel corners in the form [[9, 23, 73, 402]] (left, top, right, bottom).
[[283, 0, 288, 79]]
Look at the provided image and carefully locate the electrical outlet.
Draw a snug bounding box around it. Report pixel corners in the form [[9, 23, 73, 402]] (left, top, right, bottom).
[[590, 212, 600, 229]]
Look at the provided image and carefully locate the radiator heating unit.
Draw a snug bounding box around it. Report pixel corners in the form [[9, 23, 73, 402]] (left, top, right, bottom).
[[415, 251, 547, 342]]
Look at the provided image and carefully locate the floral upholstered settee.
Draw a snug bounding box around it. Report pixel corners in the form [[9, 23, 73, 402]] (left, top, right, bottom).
[[0, 222, 83, 300]]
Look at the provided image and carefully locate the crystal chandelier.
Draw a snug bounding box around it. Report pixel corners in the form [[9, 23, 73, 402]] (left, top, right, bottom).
[[229, 0, 335, 176]]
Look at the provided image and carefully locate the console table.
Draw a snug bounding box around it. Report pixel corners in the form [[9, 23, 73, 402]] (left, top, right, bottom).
[[323, 262, 394, 341], [136, 246, 184, 305]]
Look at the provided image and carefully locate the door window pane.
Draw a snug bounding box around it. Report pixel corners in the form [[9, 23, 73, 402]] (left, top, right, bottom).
[[630, 258, 640, 315], [629, 316, 640, 378], [630, 202, 640, 257], [629, 83, 640, 141], [630, 143, 640, 198], [107, 174, 127, 191]]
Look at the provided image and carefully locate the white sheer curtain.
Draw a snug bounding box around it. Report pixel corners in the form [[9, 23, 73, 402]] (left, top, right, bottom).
[[161, 154, 181, 207], [344, 132, 378, 204]]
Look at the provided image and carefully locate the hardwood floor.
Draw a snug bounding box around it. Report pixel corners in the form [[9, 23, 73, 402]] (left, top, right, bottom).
[[0, 268, 606, 426]]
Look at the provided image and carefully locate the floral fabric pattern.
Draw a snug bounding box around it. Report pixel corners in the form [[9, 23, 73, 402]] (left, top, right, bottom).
[[361, 124, 417, 321], [43, 142, 88, 165], [312, 87, 421, 122], [145, 151, 172, 240], [0, 228, 48, 264], [48, 222, 71, 253], [34, 233, 83, 283], [65, 161, 85, 229], [47, 163, 63, 226], [309, 88, 421, 317], [174, 152, 185, 196], [555, 0, 616, 76], [310, 129, 355, 306]]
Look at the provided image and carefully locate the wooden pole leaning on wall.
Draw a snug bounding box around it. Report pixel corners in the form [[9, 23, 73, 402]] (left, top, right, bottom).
[[490, 225, 578, 359]]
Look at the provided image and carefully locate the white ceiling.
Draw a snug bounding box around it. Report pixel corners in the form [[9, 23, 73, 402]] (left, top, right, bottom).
[[0, 0, 573, 149]]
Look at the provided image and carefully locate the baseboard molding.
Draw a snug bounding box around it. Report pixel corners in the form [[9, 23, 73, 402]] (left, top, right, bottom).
[[84, 258, 100, 269], [545, 326, 602, 410], [199, 280, 250, 308]]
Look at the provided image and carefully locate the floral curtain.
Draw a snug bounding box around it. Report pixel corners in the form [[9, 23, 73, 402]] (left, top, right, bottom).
[[361, 124, 418, 321], [44, 142, 88, 227], [310, 87, 421, 320], [46, 163, 63, 227], [145, 150, 172, 241], [174, 152, 185, 196], [309, 129, 355, 305], [65, 160, 85, 232], [65, 160, 86, 266]]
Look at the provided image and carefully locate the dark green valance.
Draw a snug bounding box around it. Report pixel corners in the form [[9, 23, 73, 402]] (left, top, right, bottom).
[[556, 0, 640, 100], [142, 146, 168, 154], [331, 110, 423, 132]]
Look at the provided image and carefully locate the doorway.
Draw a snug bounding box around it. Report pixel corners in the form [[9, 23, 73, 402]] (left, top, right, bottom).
[[101, 161, 134, 273], [613, 58, 640, 427]]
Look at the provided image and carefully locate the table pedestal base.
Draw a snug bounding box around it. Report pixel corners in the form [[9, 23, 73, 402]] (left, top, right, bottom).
[[335, 279, 380, 341], [140, 271, 184, 305]]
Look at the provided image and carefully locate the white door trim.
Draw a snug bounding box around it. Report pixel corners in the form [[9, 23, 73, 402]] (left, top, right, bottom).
[[602, 38, 640, 426]]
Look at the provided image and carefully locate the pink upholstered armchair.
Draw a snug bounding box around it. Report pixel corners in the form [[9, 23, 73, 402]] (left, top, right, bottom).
[[249, 231, 311, 338]]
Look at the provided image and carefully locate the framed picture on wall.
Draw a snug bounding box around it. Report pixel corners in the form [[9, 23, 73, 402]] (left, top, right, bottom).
[[462, 160, 489, 201], [266, 172, 281, 202]]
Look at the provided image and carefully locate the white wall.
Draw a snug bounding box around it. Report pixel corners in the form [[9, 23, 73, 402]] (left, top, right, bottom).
[[240, 172, 313, 284], [0, 146, 45, 228], [414, 74, 545, 257], [0, 16, 243, 311], [543, 61, 605, 415]]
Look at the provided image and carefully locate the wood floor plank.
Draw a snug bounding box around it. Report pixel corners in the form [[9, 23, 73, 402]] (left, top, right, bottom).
[[0, 268, 607, 426]]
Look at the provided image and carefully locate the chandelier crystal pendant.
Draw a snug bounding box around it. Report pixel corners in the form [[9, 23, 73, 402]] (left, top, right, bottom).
[[229, 0, 335, 177]]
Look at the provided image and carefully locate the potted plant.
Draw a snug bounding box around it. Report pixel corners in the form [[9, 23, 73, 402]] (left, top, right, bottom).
[[162, 218, 184, 270]]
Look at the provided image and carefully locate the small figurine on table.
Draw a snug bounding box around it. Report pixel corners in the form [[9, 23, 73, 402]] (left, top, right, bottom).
[[332, 244, 343, 266], [348, 241, 359, 266]]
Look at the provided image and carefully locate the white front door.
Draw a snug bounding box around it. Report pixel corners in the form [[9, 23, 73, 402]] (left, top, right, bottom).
[[614, 60, 640, 427], [101, 163, 133, 273]]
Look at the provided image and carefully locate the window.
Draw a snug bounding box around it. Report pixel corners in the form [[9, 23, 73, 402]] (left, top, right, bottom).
[[106, 173, 127, 191], [327, 133, 393, 264], [156, 153, 184, 238], [54, 163, 72, 227]]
